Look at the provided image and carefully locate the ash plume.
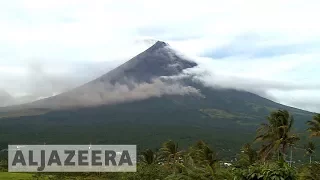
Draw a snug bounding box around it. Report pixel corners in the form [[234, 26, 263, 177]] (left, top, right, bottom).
[[30, 78, 202, 109]]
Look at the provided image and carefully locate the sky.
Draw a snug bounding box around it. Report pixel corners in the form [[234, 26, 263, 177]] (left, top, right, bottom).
[[0, 0, 319, 112]]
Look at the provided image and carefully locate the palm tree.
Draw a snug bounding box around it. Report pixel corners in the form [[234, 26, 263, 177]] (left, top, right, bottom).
[[159, 140, 184, 164], [240, 143, 258, 166], [304, 142, 316, 164], [189, 140, 218, 169], [139, 149, 160, 164], [255, 110, 300, 162], [307, 114, 320, 137]]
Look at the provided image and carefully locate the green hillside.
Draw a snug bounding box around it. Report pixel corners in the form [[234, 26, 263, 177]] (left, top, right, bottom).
[[0, 82, 314, 158]]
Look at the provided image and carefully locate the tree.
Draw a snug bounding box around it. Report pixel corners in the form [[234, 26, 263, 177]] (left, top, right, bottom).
[[164, 156, 214, 180], [255, 110, 300, 162], [139, 149, 160, 164], [236, 143, 258, 167], [159, 140, 184, 164], [189, 140, 218, 169], [304, 142, 315, 164], [307, 114, 320, 137], [164, 156, 233, 180]]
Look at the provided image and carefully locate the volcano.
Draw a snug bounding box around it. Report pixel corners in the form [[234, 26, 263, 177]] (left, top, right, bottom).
[[16, 41, 198, 109], [0, 41, 313, 155]]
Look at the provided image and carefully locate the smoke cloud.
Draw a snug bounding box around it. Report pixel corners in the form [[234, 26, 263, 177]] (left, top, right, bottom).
[[30, 78, 202, 109]]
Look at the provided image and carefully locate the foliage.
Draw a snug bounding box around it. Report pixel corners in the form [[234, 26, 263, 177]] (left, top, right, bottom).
[[304, 142, 315, 156], [189, 140, 218, 169], [307, 114, 320, 137], [297, 163, 320, 180], [164, 156, 215, 180], [304, 141, 316, 164], [139, 149, 160, 165], [119, 163, 171, 180], [159, 140, 184, 164], [255, 110, 300, 161], [234, 161, 296, 180], [235, 143, 258, 168], [1, 109, 318, 179], [0, 159, 7, 172]]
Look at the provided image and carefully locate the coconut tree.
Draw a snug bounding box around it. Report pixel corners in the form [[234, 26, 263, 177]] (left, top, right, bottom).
[[307, 114, 320, 137], [189, 140, 218, 169], [304, 142, 316, 164], [255, 110, 300, 162], [237, 143, 258, 167], [159, 140, 184, 164]]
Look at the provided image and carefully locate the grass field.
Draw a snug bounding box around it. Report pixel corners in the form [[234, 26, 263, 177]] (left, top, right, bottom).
[[0, 172, 33, 180]]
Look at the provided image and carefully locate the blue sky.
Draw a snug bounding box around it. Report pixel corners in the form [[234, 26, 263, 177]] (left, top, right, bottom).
[[0, 0, 319, 112]]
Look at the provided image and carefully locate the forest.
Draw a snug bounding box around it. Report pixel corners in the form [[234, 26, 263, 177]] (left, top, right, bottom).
[[0, 109, 320, 179]]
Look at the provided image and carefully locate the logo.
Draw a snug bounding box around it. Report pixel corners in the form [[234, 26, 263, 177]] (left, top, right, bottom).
[[8, 145, 136, 172]]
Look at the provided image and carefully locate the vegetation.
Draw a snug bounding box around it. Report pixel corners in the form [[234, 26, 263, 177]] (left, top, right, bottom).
[[0, 172, 34, 180], [255, 110, 300, 162], [307, 114, 320, 137], [0, 110, 319, 179], [304, 142, 316, 164]]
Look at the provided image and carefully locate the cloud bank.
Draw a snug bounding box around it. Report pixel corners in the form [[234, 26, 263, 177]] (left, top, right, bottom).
[[0, 0, 319, 112]]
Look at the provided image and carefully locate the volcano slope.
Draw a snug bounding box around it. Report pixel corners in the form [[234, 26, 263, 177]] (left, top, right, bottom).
[[0, 41, 313, 157]]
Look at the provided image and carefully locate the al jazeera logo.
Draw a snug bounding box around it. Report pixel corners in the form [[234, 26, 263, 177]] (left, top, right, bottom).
[[8, 145, 136, 172]]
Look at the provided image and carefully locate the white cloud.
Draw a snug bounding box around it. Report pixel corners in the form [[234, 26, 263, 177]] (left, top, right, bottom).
[[183, 53, 320, 112], [0, 0, 319, 112]]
